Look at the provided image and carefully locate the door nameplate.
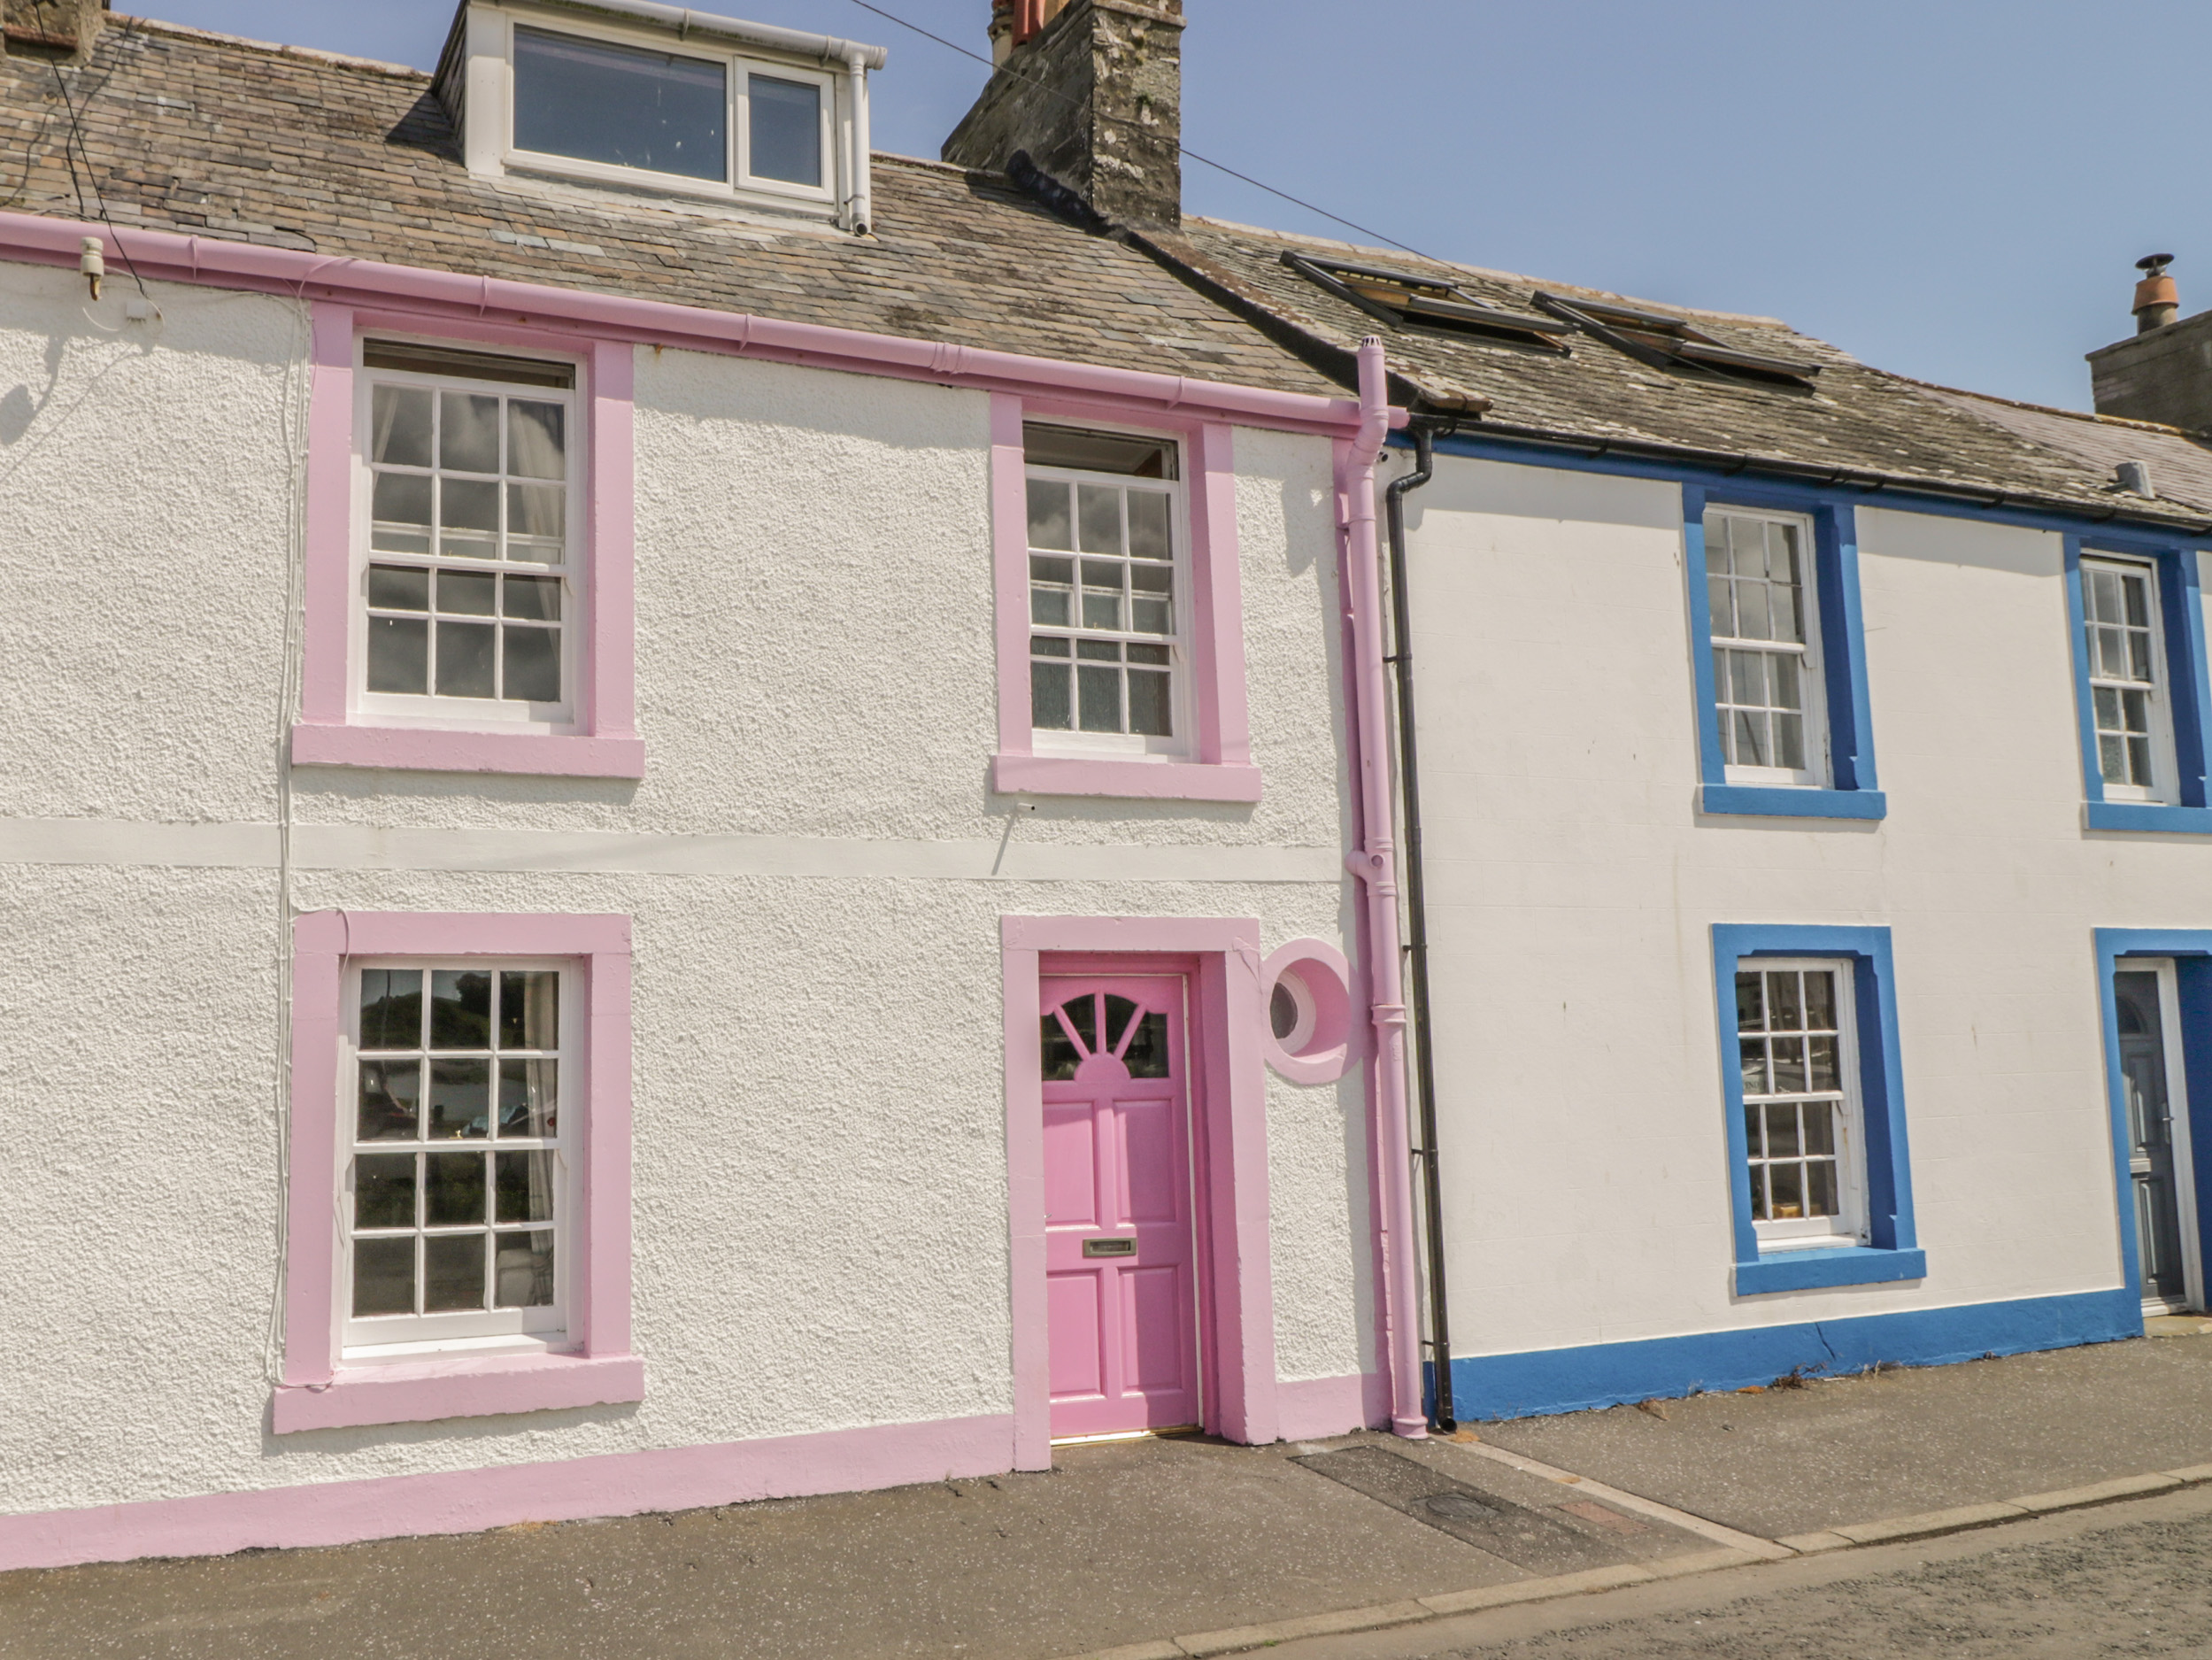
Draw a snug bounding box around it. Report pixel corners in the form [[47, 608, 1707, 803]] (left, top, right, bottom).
[[1083, 1238, 1137, 1258]]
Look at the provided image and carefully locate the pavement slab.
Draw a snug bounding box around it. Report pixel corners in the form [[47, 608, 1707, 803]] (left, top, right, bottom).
[[1474, 1332, 2212, 1540], [0, 1434, 1547, 1660]]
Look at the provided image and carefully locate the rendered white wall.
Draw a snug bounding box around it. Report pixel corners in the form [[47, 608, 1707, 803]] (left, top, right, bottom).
[[0, 262, 1372, 1517], [1401, 452, 2203, 1362]]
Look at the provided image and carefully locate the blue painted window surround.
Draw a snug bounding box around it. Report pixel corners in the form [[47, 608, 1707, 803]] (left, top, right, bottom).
[[2065, 536, 2212, 835], [1712, 925, 1924, 1294], [2094, 931, 2212, 1302], [1684, 485, 1885, 822]]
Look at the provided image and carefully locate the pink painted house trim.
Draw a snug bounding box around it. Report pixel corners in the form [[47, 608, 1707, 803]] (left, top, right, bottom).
[[990, 396, 1261, 802], [1274, 1372, 1388, 1441], [276, 911, 638, 1433], [291, 305, 644, 779], [0, 1413, 1013, 1573], [1000, 916, 1278, 1467], [0, 215, 1375, 437], [1260, 937, 1360, 1085]]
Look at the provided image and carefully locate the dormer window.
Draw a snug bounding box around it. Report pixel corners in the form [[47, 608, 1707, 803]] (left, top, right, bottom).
[[444, 3, 885, 229]]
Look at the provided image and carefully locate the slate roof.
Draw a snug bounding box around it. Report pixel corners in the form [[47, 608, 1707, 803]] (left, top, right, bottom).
[[0, 14, 1341, 398], [1131, 215, 2212, 532], [1916, 385, 2212, 523]]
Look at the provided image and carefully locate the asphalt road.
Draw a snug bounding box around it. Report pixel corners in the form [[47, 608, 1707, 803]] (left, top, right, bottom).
[[1284, 1486, 2212, 1660]]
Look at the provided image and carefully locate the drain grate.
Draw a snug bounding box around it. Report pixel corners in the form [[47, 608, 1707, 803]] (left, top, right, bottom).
[[1294, 1445, 1627, 1576]]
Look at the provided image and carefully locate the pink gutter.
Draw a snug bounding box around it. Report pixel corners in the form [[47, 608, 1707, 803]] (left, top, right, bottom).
[[1343, 337, 1427, 1439], [0, 215, 1368, 438]]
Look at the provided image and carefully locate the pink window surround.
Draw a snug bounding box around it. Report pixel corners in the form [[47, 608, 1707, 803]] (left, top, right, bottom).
[[289, 304, 644, 779], [1260, 937, 1359, 1085], [0, 1411, 1012, 1572], [990, 395, 1261, 803], [275, 911, 640, 1434], [1002, 916, 1278, 1468]]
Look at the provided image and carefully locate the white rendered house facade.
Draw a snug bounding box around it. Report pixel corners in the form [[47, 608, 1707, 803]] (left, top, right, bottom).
[[1391, 436, 2212, 1416], [0, 7, 1422, 1569]]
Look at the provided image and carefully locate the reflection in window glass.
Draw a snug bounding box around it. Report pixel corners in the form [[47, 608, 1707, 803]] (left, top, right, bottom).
[[513, 26, 728, 182], [749, 74, 821, 185]]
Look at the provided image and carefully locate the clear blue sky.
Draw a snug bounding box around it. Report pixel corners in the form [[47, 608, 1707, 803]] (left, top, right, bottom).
[[141, 0, 2211, 411]]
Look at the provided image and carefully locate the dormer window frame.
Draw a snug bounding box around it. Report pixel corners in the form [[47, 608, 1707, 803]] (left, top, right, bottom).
[[450, 2, 876, 229]]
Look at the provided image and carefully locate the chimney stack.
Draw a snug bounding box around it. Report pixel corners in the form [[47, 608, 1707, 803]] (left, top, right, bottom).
[[0, 0, 105, 60], [2134, 253, 2179, 334], [944, 0, 1184, 228], [2089, 254, 2212, 431]]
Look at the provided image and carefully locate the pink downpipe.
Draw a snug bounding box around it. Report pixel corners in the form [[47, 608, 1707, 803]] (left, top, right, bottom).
[[1344, 337, 1427, 1439]]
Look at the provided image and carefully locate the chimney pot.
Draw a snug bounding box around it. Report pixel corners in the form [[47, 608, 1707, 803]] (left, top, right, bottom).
[[2134, 253, 2179, 334]]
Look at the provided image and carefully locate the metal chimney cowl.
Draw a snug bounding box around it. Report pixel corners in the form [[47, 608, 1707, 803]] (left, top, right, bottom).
[[945, 0, 1185, 229]]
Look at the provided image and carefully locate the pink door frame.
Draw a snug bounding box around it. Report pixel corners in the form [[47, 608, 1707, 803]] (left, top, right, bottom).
[[1002, 916, 1278, 1468]]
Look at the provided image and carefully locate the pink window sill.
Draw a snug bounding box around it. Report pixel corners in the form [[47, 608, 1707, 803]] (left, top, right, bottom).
[[290, 723, 646, 779], [272, 1352, 645, 1433], [992, 753, 1263, 803]]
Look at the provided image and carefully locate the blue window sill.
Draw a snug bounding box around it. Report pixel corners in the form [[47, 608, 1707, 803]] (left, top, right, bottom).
[[2085, 802, 2212, 836], [1700, 785, 1887, 822], [1734, 1247, 1926, 1295]]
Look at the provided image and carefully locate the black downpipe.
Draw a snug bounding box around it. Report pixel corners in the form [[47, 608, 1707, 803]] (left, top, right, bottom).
[[1383, 426, 1454, 1432]]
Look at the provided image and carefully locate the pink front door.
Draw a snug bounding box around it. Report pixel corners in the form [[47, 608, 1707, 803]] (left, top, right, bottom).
[[1041, 976, 1201, 1438]]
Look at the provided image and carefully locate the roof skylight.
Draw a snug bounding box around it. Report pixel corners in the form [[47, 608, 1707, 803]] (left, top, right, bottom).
[[1532, 293, 1823, 386], [1283, 252, 1573, 351]]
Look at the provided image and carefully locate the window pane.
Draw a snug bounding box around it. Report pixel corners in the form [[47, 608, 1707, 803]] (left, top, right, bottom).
[[358, 1060, 422, 1141], [1771, 1037, 1807, 1093], [749, 74, 821, 186], [425, 1150, 487, 1225], [440, 477, 500, 534], [438, 569, 497, 617], [1803, 1101, 1836, 1156], [507, 401, 566, 481], [498, 1059, 558, 1139], [1062, 995, 1097, 1052], [372, 385, 433, 467], [1075, 638, 1120, 661], [431, 970, 493, 1048], [513, 25, 728, 182], [1707, 575, 1733, 637], [1768, 1161, 1804, 1219], [1732, 709, 1768, 768], [1031, 660, 1072, 730], [1743, 1102, 1763, 1158], [504, 626, 562, 703], [1735, 971, 1766, 1033], [1807, 1160, 1838, 1217], [352, 1236, 415, 1317], [1128, 491, 1172, 560], [1768, 522, 1800, 584], [428, 1059, 491, 1140], [2090, 568, 2120, 623], [1041, 1012, 1082, 1080], [1769, 972, 1804, 1030], [1765, 1102, 1801, 1158], [1077, 485, 1121, 554], [436, 620, 497, 699], [504, 575, 562, 622], [1807, 1035, 1841, 1092], [441, 392, 501, 474], [355, 1154, 418, 1229], [1776, 711, 1805, 772], [1124, 1011, 1172, 1078], [360, 969, 423, 1050], [1729, 650, 1766, 705], [423, 1232, 487, 1312], [1803, 970, 1837, 1031], [373, 471, 433, 529], [1704, 519, 1730, 575], [1024, 425, 1175, 478], [368, 566, 430, 613], [1738, 1038, 1769, 1094], [495, 1231, 556, 1309], [496, 1150, 557, 1224], [1078, 664, 1121, 732], [2124, 573, 2150, 628], [1027, 479, 1073, 550], [1749, 1165, 1769, 1221], [1772, 581, 1801, 645], [1129, 668, 1172, 737], [2130, 736, 2154, 785], [2100, 732, 2126, 781], [1083, 591, 1123, 631], [1738, 579, 1772, 641], [2097, 627, 2127, 680], [508, 483, 566, 543], [499, 970, 560, 1050]]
